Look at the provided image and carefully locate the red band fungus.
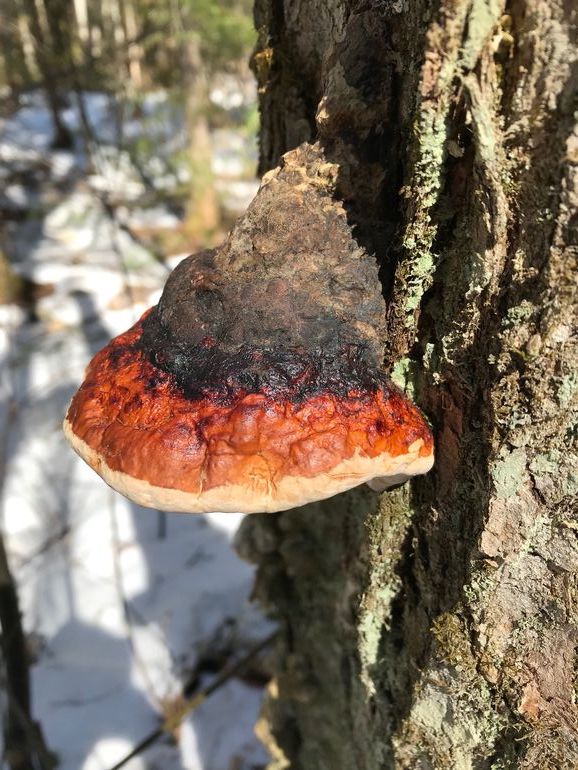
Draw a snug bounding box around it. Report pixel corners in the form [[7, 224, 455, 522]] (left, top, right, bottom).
[[64, 146, 434, 513]]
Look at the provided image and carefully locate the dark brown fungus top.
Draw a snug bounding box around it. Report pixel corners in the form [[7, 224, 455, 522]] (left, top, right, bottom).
[[64, 145, 434, 513]]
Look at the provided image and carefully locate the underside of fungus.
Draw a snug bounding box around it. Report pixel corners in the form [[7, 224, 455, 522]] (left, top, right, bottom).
[[64, 144, 434, 513]]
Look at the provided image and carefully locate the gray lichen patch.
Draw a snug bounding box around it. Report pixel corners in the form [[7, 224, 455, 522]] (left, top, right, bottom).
[[357, 488, 414, 694], [491, 448, 527, 500]]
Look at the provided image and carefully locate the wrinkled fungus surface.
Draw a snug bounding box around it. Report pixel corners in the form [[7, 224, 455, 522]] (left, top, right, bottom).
[[67, 313, 433, 495]]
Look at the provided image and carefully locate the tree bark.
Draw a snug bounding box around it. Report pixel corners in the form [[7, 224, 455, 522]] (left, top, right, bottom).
[[237, 1, 578, 768]]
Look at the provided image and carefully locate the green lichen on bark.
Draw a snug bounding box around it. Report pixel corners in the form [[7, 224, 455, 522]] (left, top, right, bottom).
[[357, 488, 414, 692]]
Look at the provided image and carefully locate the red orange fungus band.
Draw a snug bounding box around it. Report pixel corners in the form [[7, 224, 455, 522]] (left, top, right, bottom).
[[66, 312, 433, 496]]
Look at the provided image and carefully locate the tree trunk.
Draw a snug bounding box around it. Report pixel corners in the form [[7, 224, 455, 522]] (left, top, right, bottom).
[[0, 532, 54, 770], [182, 34, 219, 239], [72, 0, 91, 60], [237, 1, 578, 768], [119, 0, 143, 89], [0, 0, 34, 92], [22, 0, 72, 148]]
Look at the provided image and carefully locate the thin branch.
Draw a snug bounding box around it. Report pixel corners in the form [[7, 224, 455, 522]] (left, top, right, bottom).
[[11, 525, 70, 569], [108, 631, 278, 770]]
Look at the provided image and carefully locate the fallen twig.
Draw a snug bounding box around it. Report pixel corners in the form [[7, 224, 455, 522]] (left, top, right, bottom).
[[108, 630, 278, 770]]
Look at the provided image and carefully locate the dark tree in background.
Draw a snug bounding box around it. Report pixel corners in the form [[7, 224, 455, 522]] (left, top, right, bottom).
[[237, 1, 578, 768]]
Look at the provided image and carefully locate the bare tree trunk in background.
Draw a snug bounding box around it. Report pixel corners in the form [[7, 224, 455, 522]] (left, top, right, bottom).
[[21, 0, 72, 148], [17, 12, 39, 86], [0, 535, 31, 770], [72, 0, 91, 61], [42, 0, 73, 81], [0, 0, 34, 93], [0, 538, 34, 770], [103, 0, 129, 86], [237, 1, 578, 768], [0, 535, 54, 770], [182, 34, 219, 239], [119, 0, 143, 89]]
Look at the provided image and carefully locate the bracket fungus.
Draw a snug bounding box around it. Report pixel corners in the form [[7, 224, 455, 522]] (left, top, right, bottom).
[[64, 145, 434, 513]]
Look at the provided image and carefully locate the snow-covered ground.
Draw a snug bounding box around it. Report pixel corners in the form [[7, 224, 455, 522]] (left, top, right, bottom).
[[0, 89, 269, 769]]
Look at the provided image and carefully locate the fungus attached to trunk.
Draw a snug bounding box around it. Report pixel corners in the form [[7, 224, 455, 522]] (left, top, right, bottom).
[[64, 145, 434, 513]]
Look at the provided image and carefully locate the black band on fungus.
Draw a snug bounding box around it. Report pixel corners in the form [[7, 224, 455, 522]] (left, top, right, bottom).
[[135, 243, 389, 402], [139, 307, 387, 401]]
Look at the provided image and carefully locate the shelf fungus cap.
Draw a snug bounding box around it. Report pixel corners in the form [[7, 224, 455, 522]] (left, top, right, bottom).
[[64, 145, 434, 513]]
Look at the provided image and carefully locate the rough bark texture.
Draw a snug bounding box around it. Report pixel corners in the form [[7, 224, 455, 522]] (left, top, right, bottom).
[[237, 0, 578, 768]]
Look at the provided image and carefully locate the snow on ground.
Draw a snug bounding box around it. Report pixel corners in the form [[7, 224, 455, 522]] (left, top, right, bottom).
[[0, 89, 270, 770]]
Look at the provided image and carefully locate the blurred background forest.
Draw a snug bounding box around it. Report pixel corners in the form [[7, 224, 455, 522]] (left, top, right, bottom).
[[1, 0, 258, 253], [0, 2, 272, 769]]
